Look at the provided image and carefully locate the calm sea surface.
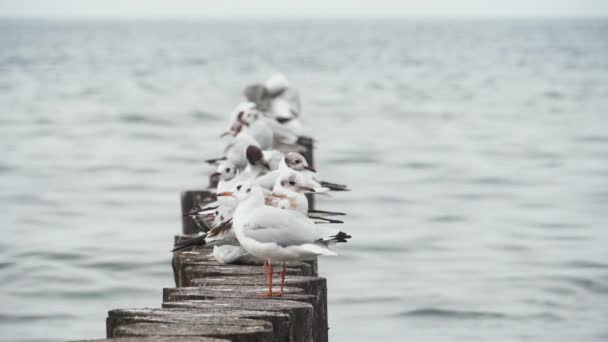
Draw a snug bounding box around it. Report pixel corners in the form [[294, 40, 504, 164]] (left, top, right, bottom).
[[1, 18, 607, 342]]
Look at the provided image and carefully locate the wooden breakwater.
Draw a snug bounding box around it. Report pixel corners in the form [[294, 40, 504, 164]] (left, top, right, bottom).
[[74, 139, 331, 342]]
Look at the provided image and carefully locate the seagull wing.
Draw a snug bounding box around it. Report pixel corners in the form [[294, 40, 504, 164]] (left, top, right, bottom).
[[242, 206, 343, 247]]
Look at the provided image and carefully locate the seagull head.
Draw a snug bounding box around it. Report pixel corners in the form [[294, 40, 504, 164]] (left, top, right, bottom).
[[212, 206, 233, 227], [222, 102, 256, 137], [284, 152, 316, 172], [264, 73, 289, 96], [224, 181, 264, 203], [240, 109, 262, 127], [212, 161, 238, 181], [279, 173, 315, 193], [246, 145, 271, 170]]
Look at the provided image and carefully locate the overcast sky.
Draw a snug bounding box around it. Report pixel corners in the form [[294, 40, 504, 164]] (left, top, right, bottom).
[[1, 0, 607, 18]]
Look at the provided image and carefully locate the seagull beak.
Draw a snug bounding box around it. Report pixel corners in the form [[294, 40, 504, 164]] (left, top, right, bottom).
[[303, 165, 317, 173], [217, 192, 234, 197], [299, 186, 316, 193], [211, 172, 221, 177]]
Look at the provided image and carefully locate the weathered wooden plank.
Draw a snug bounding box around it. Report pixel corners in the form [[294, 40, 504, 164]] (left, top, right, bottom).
[[111, 323, 273, 342], [172, 246, 315, 287], [181, 264, 309, 287], [180, 190, 216, 235], [162, 299, 314, 342], [191, 276, 325, 297], [107, 308, 290, 342], [188, 276, 327, 342], [163, 285, 326, 342], [73, 337, 228, 342], [107, 309, 273, 342], [172, 238, 316, 270]]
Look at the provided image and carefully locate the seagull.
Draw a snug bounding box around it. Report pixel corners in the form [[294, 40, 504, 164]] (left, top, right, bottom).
[[222, 102, 257, 138], [186, 161, 239, 225], [224, 103, 302, 150], [264, 74, 302, 131], [243, 74, 302, 132], [213, 161, 239, 207], [205, 130, 261, 171], [266, 172, 344, 223], [256, 152, 349, 192], [238, 108, 274, 150], [174, 206, 234, 252], [176, 174, 344, 264], [239, 145, 272, 181], [228, 182, 351, 296], [173, 206, 258, 264]]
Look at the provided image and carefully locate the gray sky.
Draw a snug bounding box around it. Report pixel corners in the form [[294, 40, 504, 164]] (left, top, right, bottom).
[[1, 0, 607, 18]]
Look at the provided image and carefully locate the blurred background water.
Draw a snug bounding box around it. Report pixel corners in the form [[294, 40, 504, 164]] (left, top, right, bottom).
[[1, 18, 608, 342]]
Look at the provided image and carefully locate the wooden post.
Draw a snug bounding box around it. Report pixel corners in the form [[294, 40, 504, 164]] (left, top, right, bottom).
[[189, 276, 328, 342], [171, 239, 317, 287], [78, 133, 336, 342], [180, 190, 215, 235], [163, 299, 314, 342], [163, 284, 327, 342], [112, 323, 273, 341], [107, 308, 286, 342], [72, 337, 229, 342]]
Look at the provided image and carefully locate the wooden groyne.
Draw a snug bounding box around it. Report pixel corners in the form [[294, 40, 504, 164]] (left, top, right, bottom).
[[75, 140, 332, 342]]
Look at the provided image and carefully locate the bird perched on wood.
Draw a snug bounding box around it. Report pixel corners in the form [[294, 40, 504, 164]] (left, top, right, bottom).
[[256, 151, 349, 192], [228, 182, 351, 296]]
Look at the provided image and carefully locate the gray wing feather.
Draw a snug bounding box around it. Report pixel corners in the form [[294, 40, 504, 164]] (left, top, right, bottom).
[[243, 207, 338, 247]]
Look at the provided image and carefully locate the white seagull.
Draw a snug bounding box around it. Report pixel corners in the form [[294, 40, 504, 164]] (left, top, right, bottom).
[[229, 182, 351, 296], [256, 152, 349, 192], [266, 172, 344, 223]]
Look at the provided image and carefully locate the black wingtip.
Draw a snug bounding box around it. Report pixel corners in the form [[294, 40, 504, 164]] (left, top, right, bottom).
[[205, 157, 226, 164], [310, 216, 344, 224], [276, 117, 293, 124], [334, 231, 352, 243], [171, 234, 207, 252], [308, 209, 347, 216], [319, 181, 350, 191]]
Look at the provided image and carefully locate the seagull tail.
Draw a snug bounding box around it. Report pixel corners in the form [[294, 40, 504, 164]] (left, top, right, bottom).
[[302, 243, 339, 256], [171, 234, 208, 252]]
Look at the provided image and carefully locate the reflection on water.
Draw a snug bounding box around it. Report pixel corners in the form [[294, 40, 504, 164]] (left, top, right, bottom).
[[1, 18, 608, 342]]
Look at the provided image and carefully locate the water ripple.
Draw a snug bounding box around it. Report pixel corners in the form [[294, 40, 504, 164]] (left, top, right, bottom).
[[396, 308, 562, 322]]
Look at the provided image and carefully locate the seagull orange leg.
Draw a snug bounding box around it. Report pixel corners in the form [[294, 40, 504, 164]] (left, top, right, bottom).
[[279, 262, 286, 296], [259, 261, 274, 297]]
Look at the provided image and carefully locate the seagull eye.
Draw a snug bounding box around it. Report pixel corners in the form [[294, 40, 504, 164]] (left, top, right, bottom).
[[295, 160, 301, 164], [246, 188, 251, 193], [289, 180, 296, 186], [236, 185, 242, 190], [225, 168, 230, 172], [215, 210, 219, 215]]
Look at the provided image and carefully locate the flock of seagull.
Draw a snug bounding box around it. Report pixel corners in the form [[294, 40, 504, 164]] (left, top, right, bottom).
[[173, 74, 352, 296]]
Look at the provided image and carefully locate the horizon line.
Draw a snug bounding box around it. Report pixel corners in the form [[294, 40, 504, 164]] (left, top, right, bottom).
[[1, 14, 607, 20]]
